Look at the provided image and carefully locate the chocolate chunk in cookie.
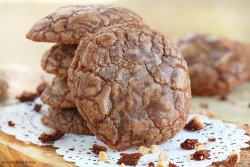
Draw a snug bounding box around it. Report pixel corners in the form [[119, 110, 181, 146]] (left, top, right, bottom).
[[41, 44, 77, 77], [26, 5, 143, 44], [177, 33, 250, 96], [68, 23, 191, 150], [41, 107, 92, 135], [41, 76, 75, 108], [0, 78, 8, 99]]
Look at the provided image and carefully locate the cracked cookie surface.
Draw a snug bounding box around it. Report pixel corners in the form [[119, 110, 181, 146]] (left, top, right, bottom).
[[26, 5, 143, 44], [41, 107, 92, 135], [68, 23, 191, 151], [41, 76, 75, 108], [178, 33, 250, 96], [41, 44, 77, 77]]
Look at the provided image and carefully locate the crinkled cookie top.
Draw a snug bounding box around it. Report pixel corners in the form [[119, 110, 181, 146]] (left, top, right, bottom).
[[26, 5, 143, 44], [68, 23, 191, 151]]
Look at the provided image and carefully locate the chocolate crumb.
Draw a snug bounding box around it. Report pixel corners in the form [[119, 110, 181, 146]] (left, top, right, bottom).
[[37, 82, 48, 96], [169, 162, 178, 167], [180, 138, 199, 150], [148, 162, 155, 167], [16, 91, 38, 102], [246, 141, 250, 150], [184, 116, 204, 131], [220, 93, 228, 101], [191, 150, 210, 161], [208, 137, 216, 142], [38, 130, 64, 143], [33, 104, 42, 112], [8, 121, 15, 127], [200, 103, 208, 109], [92, 144, 107, 155], [226, 152, 240, 166], [117, 153, 143, 166]]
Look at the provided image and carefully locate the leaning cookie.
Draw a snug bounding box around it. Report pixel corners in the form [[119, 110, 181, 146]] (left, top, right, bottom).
[[41, 44, 77, 77], [177, 33, 250, 96], [41, 107, 93, 135], [26, 5, 143, 44], [68, 23, 191, 151], [0, 78, 8, 99], [41, 76, 75, 108]]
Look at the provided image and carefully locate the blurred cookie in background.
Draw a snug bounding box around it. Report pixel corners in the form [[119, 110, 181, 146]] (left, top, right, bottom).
[[177, 33, 250, 96]]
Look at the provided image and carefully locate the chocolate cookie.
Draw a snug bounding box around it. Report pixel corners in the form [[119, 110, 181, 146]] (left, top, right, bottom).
[[178, 33, 250, 96], [26, 5, 143, 44], [68, 23, 191, 151], [41, 76, 75, 108], [41, 44, 77, 77], [41, 107, 92, 135], [0, 78, 8, 98]]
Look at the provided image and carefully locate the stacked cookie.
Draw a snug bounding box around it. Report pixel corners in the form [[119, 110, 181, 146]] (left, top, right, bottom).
[[26, 5, 143, 135], [27, 4, 191, 151]]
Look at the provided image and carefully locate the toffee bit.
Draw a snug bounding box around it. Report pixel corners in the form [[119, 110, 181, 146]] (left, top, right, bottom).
[[98, 151, 107, 161], [180, 138, 199, 150], [7, 121, 15, 127], [16, 91, 38, 102], [33, 104, 42, 112], [92, 144, 107, 155], [191, 150, 210, 161], [184, 115, 204, 131], [117, 153, 143, 166], [38, 130, 64, 143]]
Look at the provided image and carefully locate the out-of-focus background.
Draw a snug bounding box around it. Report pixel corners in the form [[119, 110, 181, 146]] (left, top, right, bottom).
[[0, 0, 250, 69]]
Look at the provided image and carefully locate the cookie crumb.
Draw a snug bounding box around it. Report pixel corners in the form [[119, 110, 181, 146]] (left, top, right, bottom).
[[184, 116, 204, 131], [168, 162, 178, 167], [220, 93, 228, 101], [16, 91, 38, 102], [138, 146, 149, 154], [157, 161, 166, 167], [151, 145, 160, 153], [148, 162, 155, 167], [117, 153, 143, 166], [180, 138, 199, 150], [208, 137, 216, 142], [38, 130, 64, 143], [37, 82, 48, 96], [200, 103, 208, 109], [120, 163, 126, 167], [7, 121, 15, 127], [227, 152, 240, 166], [191, 150, 210, 161], [92, 144, 107, 155], [158, 152, 167, 161], [33, 104, 42, 112], [99, 151, 107, 161]]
